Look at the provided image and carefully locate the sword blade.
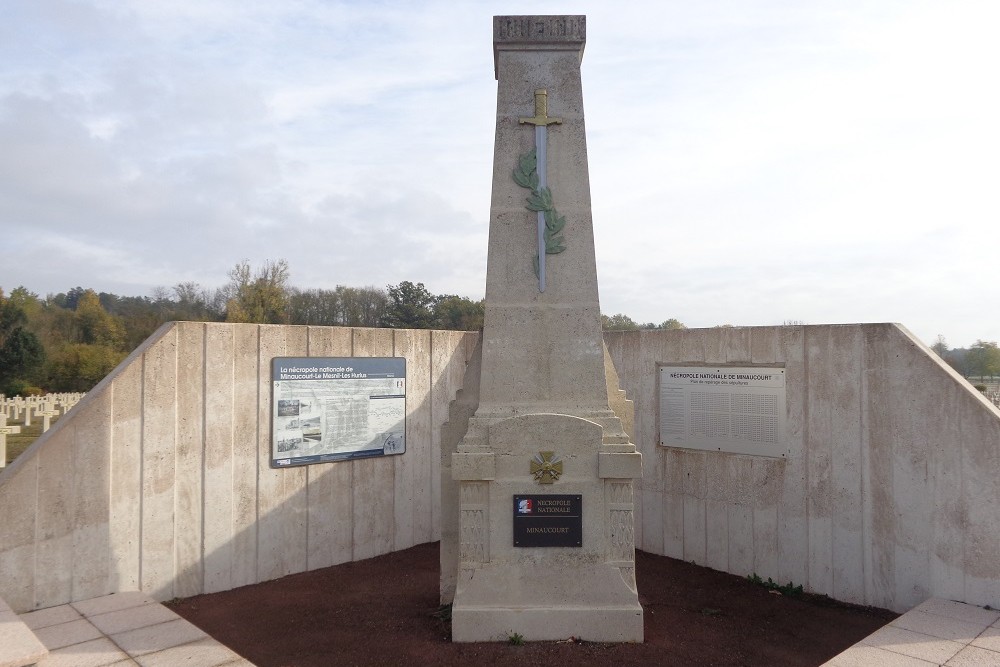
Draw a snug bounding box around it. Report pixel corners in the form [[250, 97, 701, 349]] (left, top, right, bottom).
[[536, 124, 546, 293]]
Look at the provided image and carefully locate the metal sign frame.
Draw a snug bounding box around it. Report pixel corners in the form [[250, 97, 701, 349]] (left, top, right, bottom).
[[270, 357, 406, 468], [658, 365, 788, 458]]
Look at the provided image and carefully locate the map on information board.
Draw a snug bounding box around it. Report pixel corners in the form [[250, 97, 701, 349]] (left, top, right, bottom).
[[659, 365, 787, 458], [271, 357, 406, 467]]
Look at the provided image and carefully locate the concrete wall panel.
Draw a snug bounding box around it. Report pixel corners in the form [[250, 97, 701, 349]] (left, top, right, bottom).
[[776, 326, 808, 589], [0, 323, 472, 612], [140, 327, 177, 599], [203, 324, 235, 594], [862, 324, 896, 609], [0, 459, 37, 610], [829, 326, 864, 604], [109, 360, 142, 594], [230, 324, 259, 590], [607, 323, 1000, 612], [174, 323, 205, 599], [34, 428, 73, 608], [71, 388, 112, 601], [397, 329, 432, 548], [805, 326, 834, 596]]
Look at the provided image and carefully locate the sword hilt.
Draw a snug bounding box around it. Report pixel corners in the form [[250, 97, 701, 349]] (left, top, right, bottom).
[[519, 89, 562, 126]]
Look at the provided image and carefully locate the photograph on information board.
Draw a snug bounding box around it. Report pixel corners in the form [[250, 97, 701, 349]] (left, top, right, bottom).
[[270, 357, 406, 467]]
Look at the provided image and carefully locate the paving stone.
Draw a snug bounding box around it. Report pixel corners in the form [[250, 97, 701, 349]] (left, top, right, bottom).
[[133, 636, 249, 667], [862, 624, 966, 664], [0, 607, 49, 667], [912, 599, 1000, 629], [891, 609, 990, 642], [36, 636, 133, 667], [72, 592, 155, 618], [20, 605, 83, 630], [110, 618, 208, 658], [824, 643, 938, 666], [87, 603, 180, 636], [971, 626, 1000, 653], [34, 618, 104, 650], [945, 645, 1000, 667]]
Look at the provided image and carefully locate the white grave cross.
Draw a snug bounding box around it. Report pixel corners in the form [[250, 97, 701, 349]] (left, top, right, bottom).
[[0, 414, 22, 469]]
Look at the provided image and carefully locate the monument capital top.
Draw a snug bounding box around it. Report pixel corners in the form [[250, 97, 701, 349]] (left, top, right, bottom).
[[493, 15, 586, 78]]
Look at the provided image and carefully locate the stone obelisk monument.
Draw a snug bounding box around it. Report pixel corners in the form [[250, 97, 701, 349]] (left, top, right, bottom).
[[449, 15, 643, 643]]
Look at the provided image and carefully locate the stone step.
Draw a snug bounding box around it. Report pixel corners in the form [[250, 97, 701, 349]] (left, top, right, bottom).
[[0, 595, 47, 667]]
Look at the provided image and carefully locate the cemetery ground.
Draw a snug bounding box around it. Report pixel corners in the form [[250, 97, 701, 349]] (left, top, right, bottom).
[[4, 417, 59, 465], [169, 542, 896, 666]]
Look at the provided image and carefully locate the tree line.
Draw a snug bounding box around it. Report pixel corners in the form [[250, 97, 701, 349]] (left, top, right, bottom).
[[10, 258, 989, 397], [932, 336, 1000, 382], [0, 260, 485, 396]]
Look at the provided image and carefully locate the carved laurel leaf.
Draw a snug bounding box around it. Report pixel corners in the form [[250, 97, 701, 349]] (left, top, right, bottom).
[[518, 149, 536, 176], [548, 214, 566, 234], [513, 167, 533, 189], [525, 192, 547, 211]]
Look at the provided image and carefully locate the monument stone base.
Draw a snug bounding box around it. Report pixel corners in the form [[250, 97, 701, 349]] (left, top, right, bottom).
[[451, 413, 643, 643], [452, 564, 643, 642]]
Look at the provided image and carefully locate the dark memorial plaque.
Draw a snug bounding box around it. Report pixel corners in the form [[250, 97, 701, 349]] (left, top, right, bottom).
[[513, 494, 582, 547]]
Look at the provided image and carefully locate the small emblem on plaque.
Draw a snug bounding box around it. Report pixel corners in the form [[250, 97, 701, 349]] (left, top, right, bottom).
[[530, 451, 563, 484]]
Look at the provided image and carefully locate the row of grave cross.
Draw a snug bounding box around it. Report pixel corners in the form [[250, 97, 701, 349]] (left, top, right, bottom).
[[0, 393, 84, 469]]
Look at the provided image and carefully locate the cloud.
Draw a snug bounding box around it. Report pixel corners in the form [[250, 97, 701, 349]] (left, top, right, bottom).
[[0, 1, 997, 348]]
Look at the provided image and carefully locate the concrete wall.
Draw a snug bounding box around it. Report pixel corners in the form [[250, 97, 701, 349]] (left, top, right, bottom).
[[0, 322, 475, 613], [605, 323, 1000, 613], [3, 320, 998, 615]]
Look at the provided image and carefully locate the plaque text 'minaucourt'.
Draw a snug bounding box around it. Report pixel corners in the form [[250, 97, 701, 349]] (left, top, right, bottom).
[[494, 15, 586, 42]]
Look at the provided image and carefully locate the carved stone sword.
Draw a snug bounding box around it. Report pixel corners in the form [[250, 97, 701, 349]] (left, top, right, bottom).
[[519, 89, 562, 292]]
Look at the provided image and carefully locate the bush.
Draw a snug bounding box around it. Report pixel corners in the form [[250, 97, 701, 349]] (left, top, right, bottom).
[[0, 379, 44, 397]]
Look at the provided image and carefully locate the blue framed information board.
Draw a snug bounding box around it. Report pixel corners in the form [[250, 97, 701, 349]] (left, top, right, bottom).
[[271, 357, 406, 468]]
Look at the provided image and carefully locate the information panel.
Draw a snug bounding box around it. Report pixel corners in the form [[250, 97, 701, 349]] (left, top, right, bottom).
[[513, 495, 583, 547], [271, 357, 405, 468], [659, 365, 787, 457]]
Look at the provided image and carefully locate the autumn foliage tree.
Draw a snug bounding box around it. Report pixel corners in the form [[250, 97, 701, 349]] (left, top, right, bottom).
[[223, 259, 290, 324], [0, 288, 46, 395]]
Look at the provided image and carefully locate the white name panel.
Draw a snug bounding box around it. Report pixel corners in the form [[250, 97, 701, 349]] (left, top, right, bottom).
[[659, 365, 787, 457]]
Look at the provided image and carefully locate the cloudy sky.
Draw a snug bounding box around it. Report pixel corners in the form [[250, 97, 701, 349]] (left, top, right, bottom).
[[1, 1, 997, 348]]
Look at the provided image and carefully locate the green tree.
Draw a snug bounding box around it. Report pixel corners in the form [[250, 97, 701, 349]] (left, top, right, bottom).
[[7, 286, 42, 320], [169, 282, 221, 321], [333, 286, 388, 327], [288, 288, 340, 325], [223, 259, 291, 324], [382, 281, 435, 329], [965, 340, 1000, 380], [931, 335, 949, 357], [602, 313, 640, 330], [75, 289, 127, 349], [46, 343, 125, 392], [0, 288, 47, 394], [433, 295, 484, 330], [658, 318, 686, 330]]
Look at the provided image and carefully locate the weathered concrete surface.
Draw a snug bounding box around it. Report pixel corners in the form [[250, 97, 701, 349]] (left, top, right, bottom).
[[605, 323, 1000, 613], [0, 321, 474, 613]]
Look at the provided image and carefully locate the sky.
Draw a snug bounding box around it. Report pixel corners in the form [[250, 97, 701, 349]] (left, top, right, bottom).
[[1, 1, 997, 349]]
